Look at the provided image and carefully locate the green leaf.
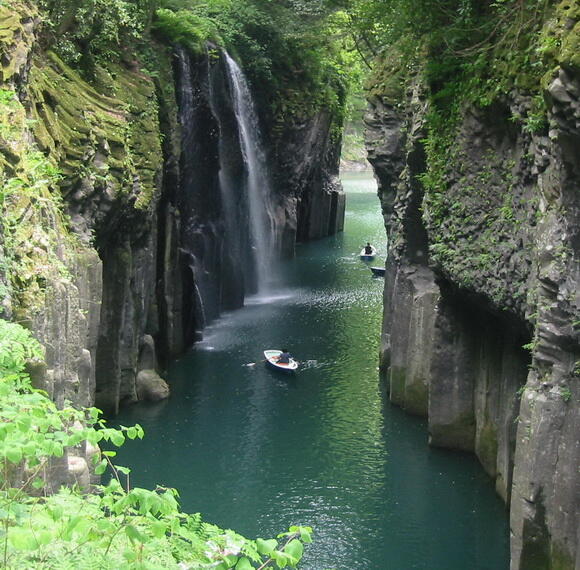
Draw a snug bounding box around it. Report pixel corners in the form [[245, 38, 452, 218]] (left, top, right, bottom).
[[16, 416, 31, 432], [110, 431, 126, 447], [235, 557, 254, 570], [32, 477, 45, 490], [95, 518, 116, 534], [94, 458, 108, 475], [300, 528, 313, 544], [224, 554, 239, 566], [272, 550, 293, 568], [285, 539, 304, 561], [9, 528, 38, 550], [256, 538, 278, 556], [150, 520, 167, 538], [236, 556, 254, 570], [125, 524, 147, 544], [6, 447, 22, 464], [37, 530, 53, 545], [63, 516, 83, 539]]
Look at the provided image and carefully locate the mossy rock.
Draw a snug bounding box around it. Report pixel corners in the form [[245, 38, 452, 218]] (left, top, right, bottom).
[[0, 1, 35, 83], [366, 40, 424, 105], [559, 17, 580, 69], [476, 421, 498, 477], [29, 51, 163, 213]]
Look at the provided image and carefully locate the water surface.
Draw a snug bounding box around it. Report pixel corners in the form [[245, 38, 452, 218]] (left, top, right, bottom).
[[113, 171, 509, 569]]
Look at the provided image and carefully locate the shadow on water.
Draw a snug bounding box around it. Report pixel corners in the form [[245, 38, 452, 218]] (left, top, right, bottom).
[[112, 172, 509, 570]]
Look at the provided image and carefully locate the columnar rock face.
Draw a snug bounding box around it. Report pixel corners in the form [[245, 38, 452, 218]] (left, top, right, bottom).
[[165, 48, 346, 339], [1, 5, 345, 418], [366, 38, 579, 570], [274, 108, 346, 245]]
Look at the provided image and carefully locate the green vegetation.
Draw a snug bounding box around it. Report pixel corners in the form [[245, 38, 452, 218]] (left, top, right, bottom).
[[0, 318, 313, 568], [334, 0, 571, 306], [0, 85, 77, 310], [560, 386, 572, 403], [13, 1, 575, 567], [36, 0, 352, 126]]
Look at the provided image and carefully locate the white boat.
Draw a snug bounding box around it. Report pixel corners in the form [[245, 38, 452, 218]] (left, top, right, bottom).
[[264, 350, 298, 373], [360, 246, 377, 260]]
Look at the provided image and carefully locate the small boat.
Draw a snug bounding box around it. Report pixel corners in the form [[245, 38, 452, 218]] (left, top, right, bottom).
[[264, 350, 298, 373], [360, 247, 377, 261], [370, 266, 386, 277]]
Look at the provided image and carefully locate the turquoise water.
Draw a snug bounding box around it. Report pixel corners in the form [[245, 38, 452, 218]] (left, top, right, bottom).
[[113, 171, 509, 569]]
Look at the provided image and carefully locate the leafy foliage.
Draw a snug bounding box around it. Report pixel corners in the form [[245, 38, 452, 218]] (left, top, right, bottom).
[[0, 319, 44, 379], [153, 8, 220, 54], [154, 0, 350, 121], [39, 0, 157, 65], [0, 319, 312, 568]]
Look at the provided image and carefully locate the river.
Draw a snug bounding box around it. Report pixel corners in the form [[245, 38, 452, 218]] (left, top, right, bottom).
[[112, 171, 509, 569]]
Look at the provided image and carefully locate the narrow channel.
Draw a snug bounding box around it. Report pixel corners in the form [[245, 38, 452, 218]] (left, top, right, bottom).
[[113, 171, 509, 569]]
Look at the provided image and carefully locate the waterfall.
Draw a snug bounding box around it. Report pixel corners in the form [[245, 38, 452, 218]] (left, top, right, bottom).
[[174, 47, 279, 340], [223, 52, 274, 294]]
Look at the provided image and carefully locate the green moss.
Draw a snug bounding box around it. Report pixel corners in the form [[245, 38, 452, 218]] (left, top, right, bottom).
[[28, 50, 163, 211], [551, 541, 575, 570], [389, 366, 407, 405], [0, 1, 163, 313], [553, 3, 580, 69], [0, 1, 35, 83], [405, 377, 428, 416], [477, 421, 498, 477], [366, 39, 423, 105], [0, 86, 79, 311]]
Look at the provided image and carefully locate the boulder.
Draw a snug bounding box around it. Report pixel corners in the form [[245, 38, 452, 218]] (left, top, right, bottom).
[[136, 369, 170, 402]]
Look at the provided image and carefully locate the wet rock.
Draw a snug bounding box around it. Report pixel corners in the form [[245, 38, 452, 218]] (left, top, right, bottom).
[[136, 369, 170, 402], [138, 334, 158, 372], [67, 455, 90, 490]]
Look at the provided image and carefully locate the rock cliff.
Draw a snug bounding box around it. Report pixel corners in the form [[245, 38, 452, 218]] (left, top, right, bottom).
[[366, 7, 580, 568], [1, 0, 345, 427]]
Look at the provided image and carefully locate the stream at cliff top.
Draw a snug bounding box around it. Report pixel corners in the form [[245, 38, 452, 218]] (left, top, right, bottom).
[[112, 171, 509, 570]]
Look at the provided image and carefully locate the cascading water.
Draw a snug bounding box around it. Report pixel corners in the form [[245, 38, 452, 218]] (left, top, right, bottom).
[[222, 52, 274, 294], [174, 47, 279, 339]]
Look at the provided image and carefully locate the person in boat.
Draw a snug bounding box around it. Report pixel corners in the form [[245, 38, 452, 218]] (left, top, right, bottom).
[[277, 348, 292, 364], [364, 242, 374, 255]]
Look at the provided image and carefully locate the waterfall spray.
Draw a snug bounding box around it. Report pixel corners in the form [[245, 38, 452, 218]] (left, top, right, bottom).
[[223, 52, 274, 294]]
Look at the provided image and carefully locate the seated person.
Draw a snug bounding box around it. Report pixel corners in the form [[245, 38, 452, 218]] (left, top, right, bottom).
[[277, 348, 291, 364], [364, 243, 373, 255]]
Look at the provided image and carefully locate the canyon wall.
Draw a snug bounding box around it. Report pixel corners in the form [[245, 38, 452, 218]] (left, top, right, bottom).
[[366, 7, 580, 568], [1, 0, 345, 432]]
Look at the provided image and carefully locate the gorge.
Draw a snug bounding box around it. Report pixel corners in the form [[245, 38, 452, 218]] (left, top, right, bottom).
[[0, 1, 578, 569]]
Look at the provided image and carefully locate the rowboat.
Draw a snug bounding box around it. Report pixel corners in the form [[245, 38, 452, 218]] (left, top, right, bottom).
[[264, 350, 298, 373], [370, 266, 385, 277], [360, 247, 377, 261]]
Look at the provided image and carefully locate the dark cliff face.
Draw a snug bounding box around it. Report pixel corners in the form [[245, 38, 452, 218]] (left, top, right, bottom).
[[366, 40, 579, 570], [160, 47, 346, 350], [271, 107, 346, 245]]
